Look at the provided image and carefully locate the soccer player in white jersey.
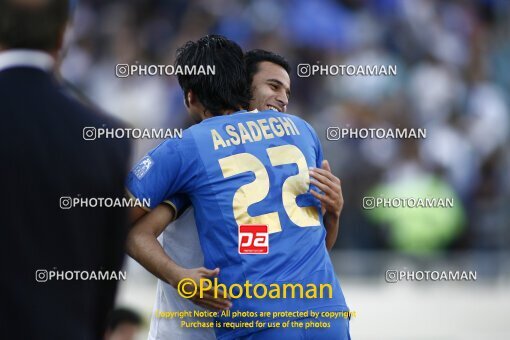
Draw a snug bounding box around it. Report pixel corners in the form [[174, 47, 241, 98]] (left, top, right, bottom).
[[127, 49, 345, 340]]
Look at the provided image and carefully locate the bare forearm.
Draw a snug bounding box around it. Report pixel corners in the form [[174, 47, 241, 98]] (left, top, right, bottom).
[[126, 204, 182, 286], [324, 212, 340, 251], [126, 205, 231, 310], [126, 230, 183, 286]]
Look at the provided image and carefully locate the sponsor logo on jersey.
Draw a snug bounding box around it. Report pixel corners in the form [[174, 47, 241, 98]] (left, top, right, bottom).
[[239, 225, 269, 254]]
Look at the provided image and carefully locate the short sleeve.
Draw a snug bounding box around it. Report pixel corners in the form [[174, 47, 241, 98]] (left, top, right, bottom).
[[126, 138, 195, 210], [162, 194, 191, 218]]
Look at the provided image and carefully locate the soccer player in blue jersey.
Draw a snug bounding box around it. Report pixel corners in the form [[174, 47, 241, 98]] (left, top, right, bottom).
[[127, 36, 350, 340], [128, 49, 345, 340]]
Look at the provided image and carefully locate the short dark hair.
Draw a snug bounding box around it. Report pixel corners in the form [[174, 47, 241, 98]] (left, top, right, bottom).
[[175, 35, 250, 115], [106, 308, 142, 331], [0, 0, 69, 51], [244, 49, 291, 85]]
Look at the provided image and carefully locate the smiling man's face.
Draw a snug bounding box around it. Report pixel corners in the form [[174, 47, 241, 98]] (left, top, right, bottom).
[[249, 61, 291, 113]]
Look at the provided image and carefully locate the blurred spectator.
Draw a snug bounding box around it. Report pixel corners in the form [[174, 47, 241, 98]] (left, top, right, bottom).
[[61, 0, 510, 254]]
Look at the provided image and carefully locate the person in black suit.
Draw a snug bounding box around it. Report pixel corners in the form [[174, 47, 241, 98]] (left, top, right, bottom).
[[0, 1, 131, 339]]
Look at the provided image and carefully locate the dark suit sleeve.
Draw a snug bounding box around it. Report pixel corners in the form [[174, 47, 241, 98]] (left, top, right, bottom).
[[93, 136, 131, 338]]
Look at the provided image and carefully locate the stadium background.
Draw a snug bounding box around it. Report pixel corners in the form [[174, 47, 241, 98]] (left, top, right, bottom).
[[61, 0, 510, 339]]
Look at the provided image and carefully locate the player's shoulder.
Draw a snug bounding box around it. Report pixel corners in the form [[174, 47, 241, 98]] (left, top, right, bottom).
[[280, 111, 310, 125], [277, 111, 318, 136], [148, 126, 200, 163], [254, 109, 319, 139]]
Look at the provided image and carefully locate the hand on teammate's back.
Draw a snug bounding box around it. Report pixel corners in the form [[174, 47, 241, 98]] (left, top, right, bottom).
[[174, 267, 232, 311], [309, 160, 344, 218]]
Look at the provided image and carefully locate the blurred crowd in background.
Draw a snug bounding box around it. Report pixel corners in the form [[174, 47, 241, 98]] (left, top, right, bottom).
[[60, 0, 510, 258]]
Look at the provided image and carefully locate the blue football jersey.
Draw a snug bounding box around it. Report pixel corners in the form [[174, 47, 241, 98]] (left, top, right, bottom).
[[127, 110, 348, 339]]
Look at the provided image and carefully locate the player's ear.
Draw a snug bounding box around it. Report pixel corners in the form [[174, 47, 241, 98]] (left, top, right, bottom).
[[187, 90, 197, 106], [186, 90, 206, 117], [183, 91, 191, 108]]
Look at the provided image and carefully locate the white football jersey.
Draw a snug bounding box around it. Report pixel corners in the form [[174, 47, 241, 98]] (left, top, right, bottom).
[[148, 207, 216, 340]]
